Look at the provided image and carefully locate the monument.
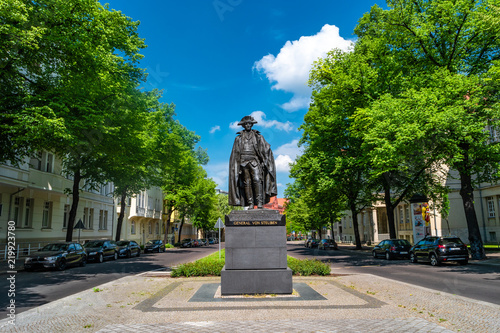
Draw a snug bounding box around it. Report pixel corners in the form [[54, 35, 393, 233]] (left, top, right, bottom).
[[221, 115, 293, 295]]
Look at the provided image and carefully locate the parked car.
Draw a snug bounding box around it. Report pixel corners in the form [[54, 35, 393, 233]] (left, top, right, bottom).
[[208, 238, 216, 244], [306, 239, 320, 248], [24, 242, 87, 271], [192, 239, 200, 247], [144, 240, 165, 253], [318, 239, 338, 250], [181, 238, 194, 248], [409, 236, 469, 266], [116, 240, 141, 258], [372, 239, 412, 260], [84, 240, 118, 262], [198, 239, 207, 246]]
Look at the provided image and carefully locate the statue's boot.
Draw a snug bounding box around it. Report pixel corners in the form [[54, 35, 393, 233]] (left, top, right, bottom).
[[255, 182, 263, 209], [245, 186, 254, 209]]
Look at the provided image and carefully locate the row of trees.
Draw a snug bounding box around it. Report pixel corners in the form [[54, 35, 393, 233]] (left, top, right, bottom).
[[1, 0, 219, 242], [286, 0, 500, 259]]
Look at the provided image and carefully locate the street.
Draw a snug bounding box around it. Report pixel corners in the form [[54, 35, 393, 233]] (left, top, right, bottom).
[[2, 241, 499, 320], [287, 242, 500, 305], [0, 244, 223, 317]]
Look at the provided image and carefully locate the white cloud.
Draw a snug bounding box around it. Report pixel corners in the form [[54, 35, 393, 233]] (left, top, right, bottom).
[[254, 24, 353, 112], [205, 162, 228, 191], [229, 111, 294, 132], [274, 139, 302, 161], [209, 125, 221, 134], [275, 154, 294, 172]]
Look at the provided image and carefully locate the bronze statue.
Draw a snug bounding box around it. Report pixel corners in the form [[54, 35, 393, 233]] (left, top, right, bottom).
[[228, 116, 277, 208]]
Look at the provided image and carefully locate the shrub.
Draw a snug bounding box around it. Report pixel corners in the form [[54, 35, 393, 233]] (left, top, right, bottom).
[[171, 250, 225, 277], [165, 244, 175, 249], [170, 250, 330, 277], [287, 256, 331, 276]]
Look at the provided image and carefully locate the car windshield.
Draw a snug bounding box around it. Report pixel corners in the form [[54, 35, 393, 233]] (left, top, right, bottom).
[[394, 240, 411, 246], [116, 241, 128, 246], [147, 240, 160, 245], [440, 238, 464, 245], [41, 243, 69, 252], [84, 241, 104, 248], [182, 239, 191, 243]]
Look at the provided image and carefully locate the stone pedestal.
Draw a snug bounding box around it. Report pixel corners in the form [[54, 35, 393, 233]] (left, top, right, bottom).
[[221, 209, 293, 295]]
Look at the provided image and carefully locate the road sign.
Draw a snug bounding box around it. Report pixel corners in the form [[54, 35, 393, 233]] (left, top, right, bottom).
[[215, 217, 225, 229]]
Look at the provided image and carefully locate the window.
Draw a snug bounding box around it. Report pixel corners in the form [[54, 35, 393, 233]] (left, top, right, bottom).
[[46, 153, 53, 173], [83, 207, 88, 228], [103, 210, 108, 230], [29, 152, 42, 170], [489, 125, 499, 142], [405, 206, 410, 223], [13, 197, 23, 226], [489, 232, 497, 242], [155, 222, 159, 234], [131, 221, 136, 234], [24, 198, 33, 228], [399, 206, 404, 223], [99, 210, 104, 230], [63, 205, 70, 228], [42, 201, 52, 228], [148, 221, 152, 234], [89, 208, 94, 229], [349, 217, 352, 228], [0, 193, 3, 216], [487, 197, 495, 218]]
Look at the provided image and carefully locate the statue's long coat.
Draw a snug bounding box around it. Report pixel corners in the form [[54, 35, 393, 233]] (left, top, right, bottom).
[[228, 130, 277, 207]]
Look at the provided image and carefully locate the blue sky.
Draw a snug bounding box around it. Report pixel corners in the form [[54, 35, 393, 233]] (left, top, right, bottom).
[[104, 0, 387, 197]]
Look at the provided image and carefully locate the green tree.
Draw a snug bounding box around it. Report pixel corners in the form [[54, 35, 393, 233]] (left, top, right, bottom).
[[355, 0, 500, 258]]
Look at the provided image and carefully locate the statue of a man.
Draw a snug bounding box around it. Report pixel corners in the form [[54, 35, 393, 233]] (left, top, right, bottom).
[[228, 116, 277, 209]]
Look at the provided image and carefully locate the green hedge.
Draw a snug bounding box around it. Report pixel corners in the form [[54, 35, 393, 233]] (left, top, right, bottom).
[[170, 250, 331, 277]]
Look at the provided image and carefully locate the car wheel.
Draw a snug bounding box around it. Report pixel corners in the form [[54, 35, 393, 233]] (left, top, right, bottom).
[[430, 253, 440, 266], [114, 252, 118, 260], [57, 258, 67, 271], [98, 253, 104, 263], [156, 247, 160, 253], [372, 251, 377, 258], [385, 252, 392, 260], [80, 257, 87, 267], [410, 252, 418, 263], [137, 250, 140, 257], [458, 260, 468, 265], [126, 250, 132, 258], [24, 266, 33, 272]]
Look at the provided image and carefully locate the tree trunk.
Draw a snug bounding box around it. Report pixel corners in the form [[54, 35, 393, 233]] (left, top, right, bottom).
[[163, 205, 173, 245], [177, 214, 185, 243], [350, 204, 362, 250], [115, 188, 127, 242], [329, 216, 336, 242], [382, 179, 397, 239], [66, 169, 81, 242], [457, 165, 485, 260]]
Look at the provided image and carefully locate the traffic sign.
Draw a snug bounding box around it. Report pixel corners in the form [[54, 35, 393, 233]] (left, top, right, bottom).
[[215, 217, 225, 229]]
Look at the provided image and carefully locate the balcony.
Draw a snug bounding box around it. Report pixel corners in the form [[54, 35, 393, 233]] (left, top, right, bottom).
[[136, 207, 145, 216]]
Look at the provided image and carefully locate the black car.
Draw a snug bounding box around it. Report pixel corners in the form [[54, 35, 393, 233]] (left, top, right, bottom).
[[318, 239, 338, 250], [372, 239, 412, 260], [306, 239, 320, 248], [144, 239, 165, 253], [409, 236, 469, 266], [84, 240, 118, 262], [24, 242, 87, 271], [181, 238, 194, 248], [116, 240, 141, 258]]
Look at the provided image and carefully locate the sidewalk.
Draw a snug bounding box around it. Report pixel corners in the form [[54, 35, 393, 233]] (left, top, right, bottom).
[[1, 268, 499, 332]]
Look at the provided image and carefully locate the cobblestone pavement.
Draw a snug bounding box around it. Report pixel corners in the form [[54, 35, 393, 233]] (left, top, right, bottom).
[[0, 272, 498, 333]]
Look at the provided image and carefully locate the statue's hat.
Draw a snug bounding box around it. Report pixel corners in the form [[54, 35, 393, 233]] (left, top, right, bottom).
[[237, 115, 257, 126]]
